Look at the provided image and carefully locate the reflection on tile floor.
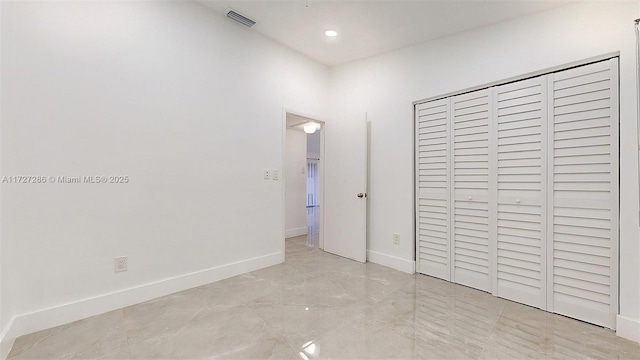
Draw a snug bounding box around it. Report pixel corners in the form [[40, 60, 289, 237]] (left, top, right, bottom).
[[306, 205, 320, 248], [8, 235, 640, 359]]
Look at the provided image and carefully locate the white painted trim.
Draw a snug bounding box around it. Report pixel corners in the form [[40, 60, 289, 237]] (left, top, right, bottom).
[[0, 252, 282, 357], [319, 128, 325, 250], [609, 57, 621, 330], [413, 52, 620, 105], [363, 113, 369, 263], [616, 315, 640, 343], [285, 227, 307, 238], [367, 250, 415, 274], [282, 109, 288, 258], [0, 318, 16, 360], [413, 102, 419, 275], [446, 98, 453, 282]]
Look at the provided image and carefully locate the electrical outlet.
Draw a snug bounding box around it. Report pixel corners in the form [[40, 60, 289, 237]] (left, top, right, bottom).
[[115, 256, 128, 272], [264, 170, 271, 180], [272, 170, 279, 180], [392, 233, 400, 245]]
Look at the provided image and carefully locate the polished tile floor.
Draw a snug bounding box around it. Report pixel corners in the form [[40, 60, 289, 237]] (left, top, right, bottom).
[[8, 236, 640, 359], [306, 205, 320, 248]]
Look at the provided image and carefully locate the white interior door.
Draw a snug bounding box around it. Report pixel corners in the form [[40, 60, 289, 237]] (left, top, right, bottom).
[[415, 98, 452, 280], [547, 58, 618, 328], [451, 89, 493, 293], [494, 76, 547, 309], [324, 115, 368, 262], [415, 58, 619, 329]]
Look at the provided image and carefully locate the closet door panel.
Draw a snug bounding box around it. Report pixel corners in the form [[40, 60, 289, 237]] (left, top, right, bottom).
[[414, 58, 619, 330], [494, 77, 547, 309], [548, 58, 619, 329], [416, 98, 452, 280], [452, 90, 492, 292]]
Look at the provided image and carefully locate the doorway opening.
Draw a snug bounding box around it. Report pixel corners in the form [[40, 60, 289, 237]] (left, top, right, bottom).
[[283, 111, 324, 253]]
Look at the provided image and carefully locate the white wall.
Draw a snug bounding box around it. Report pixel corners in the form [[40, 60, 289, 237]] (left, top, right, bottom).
[[285, 129, 308, 238], [0, 0, 327, 344], [2, 0, 640, 350], [330, 1, 640, 341]]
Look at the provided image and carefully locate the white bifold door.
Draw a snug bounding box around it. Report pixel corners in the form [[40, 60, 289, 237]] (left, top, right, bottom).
[[416, 99, 452, 280], [415, 58, 619, 329], [494, 76, 548, 309], [547, 59, 619, 328], [451, 89, 493, 293]]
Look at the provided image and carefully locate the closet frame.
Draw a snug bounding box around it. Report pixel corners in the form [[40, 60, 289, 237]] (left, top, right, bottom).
[[414, 56, 620, 329]]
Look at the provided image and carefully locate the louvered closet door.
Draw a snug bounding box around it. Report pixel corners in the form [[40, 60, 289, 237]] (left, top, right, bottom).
[[452, 90, 493, 292], [494, 77, 547, 309], [548, 58, 619, 329], [416, 98, 451, 280]]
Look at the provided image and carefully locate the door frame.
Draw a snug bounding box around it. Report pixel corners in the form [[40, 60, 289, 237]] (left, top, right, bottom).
[[281, 108, 326, 257]]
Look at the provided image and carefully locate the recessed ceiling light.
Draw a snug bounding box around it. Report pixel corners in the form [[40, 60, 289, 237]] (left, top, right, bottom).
[[325, 30, 338, 37]]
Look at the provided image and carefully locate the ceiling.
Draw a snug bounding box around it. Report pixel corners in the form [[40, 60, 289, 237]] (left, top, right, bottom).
[[199, 0, 575, 66], [286, 113, 319, 131]]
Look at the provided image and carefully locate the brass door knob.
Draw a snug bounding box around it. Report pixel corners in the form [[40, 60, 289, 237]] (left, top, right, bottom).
[[357, 193, 365, 198]]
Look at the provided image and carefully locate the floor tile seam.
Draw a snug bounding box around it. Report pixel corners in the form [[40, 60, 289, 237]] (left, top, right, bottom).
[[296, 265, 321, 281], [124, 332, 134, 360], [123, 311, 137, 359], [366, 280, 418, 305], [241, 299, 303, 353], [233, 317, 277, 350], [123, 305, 205, 349], [7, 319, 74, 359], [142, 306, 270, 359], [487, 306, 505, 336], [113, 309, 134, 360], [321, 300, 372, 333], [362, 312, 427, 346]]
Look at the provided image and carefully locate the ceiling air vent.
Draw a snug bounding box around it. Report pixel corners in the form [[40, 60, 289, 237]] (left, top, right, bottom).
[[226, 9, 256, 27]]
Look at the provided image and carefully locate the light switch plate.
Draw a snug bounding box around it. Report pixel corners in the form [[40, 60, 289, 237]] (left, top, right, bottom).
[[264, 170, 271, 180], [272, 170, 279, 180]]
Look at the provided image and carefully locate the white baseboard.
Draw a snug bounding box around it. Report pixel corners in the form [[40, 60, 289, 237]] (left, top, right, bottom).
[[367, 250, 415, 274], [0, 319, 16, 360], [617, 315, 640, 343], [285, 227, 307, 238], [0, 252, 282, 358]]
